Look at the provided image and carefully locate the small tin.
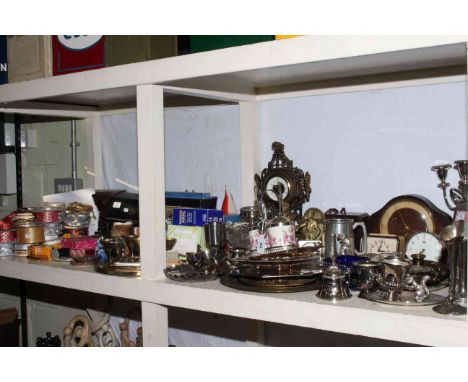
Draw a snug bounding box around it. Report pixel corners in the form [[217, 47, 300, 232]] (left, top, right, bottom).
[[28, 244, 54, 261], [16, 221, 45, 244]]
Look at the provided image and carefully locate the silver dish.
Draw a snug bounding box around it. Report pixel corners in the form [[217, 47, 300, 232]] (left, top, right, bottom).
[[363, 290, 445, 306], [164, 263, 219, 282]]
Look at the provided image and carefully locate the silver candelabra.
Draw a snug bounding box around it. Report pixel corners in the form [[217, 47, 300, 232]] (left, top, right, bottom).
[[431, 160, 468, 212]]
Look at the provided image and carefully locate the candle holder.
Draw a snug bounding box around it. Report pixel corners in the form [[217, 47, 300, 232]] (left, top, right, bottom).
[[431, 160, 468, 212]]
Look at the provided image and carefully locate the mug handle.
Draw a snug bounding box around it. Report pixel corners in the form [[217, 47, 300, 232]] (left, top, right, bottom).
[[353, 221, 367, 255]]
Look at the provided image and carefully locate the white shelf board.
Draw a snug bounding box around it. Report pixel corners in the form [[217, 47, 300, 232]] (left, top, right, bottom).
[[0, 36, 466, 108], [1, 256, 467, 345], [0, 256, 144, 302], [150, 279, 468, 346]]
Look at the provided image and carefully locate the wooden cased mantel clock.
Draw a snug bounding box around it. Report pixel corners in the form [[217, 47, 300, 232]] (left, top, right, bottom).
[[254, 141, 311, 220], [367, 194, 452, 251]]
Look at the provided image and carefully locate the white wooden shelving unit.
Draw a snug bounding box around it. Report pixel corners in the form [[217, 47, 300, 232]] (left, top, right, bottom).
[[0, 36, 467, 346]]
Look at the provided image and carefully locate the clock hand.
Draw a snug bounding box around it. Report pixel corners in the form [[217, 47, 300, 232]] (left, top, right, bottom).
[[396, 211, 420, 233], [397, 210, 410, 230]]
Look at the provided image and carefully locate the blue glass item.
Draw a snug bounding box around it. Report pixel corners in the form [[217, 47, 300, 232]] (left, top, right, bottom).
[[324, 255, 368, 288], [95, 240, 108, 263]]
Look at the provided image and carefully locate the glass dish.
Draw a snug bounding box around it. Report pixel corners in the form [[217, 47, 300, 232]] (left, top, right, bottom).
[[0, 242, 14, 257]]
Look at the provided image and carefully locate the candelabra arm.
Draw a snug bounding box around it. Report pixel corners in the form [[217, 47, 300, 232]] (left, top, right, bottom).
[[441, 184, 457, 211]]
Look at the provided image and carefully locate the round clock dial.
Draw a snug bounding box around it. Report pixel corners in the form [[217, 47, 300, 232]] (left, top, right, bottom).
[[265, 176, 290, 202], [406, 232, 443, 261], [380, 200, 435, 239]]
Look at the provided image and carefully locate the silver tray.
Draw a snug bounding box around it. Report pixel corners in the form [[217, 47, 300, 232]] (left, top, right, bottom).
[[221, 274, 321, 293], [228, 266, 322, 279], [231, 252, 321, 266], [405, 280, 449, 293], [362, 290, 446, 307], [164, 263, 219, 282]]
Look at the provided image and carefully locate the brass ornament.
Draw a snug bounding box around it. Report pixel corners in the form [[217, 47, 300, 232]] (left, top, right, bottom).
[[296, 207, 325, 241]]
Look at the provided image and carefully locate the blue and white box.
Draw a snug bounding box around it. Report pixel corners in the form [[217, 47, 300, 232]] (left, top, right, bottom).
[[172, 208, 224, 226]]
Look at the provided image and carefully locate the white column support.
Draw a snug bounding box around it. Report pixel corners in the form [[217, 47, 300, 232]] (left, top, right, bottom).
[[141, 302, 168, 347], [89, 117, 104, 189], [239, 101, 258, 206], [137, 84, 168, 346], [137, 84, 166, 280]]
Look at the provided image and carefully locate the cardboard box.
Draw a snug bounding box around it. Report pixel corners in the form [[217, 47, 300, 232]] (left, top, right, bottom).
[[53, 35, 105, 76], [167, 225, 206, 254], [172, 208, 223, 226], [7, 35, 52, 83], [106, 35, 177, 67]]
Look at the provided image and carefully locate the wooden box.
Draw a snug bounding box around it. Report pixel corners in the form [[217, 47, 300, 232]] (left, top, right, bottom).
[[106, 35, 178, 67], [7, 35, 52, 83]]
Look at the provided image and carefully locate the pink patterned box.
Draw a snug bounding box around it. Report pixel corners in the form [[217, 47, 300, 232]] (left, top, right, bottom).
[[61, 236, 97, 250]]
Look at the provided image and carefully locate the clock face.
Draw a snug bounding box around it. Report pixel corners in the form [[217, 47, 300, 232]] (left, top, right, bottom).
[[379, 200, 435, 247], [406, 232, 443, 261], [367, 234, 399, 254], [265, 176, 290, 202]]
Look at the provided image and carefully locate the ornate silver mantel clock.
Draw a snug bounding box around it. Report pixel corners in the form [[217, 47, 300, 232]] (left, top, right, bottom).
[[254, 141, 311, 219]]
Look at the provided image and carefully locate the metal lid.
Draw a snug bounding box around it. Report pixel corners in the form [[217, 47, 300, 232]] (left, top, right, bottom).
[[356, 260, 382, 268], [15, 221, 43, 228], [270, 215, 291, 227]]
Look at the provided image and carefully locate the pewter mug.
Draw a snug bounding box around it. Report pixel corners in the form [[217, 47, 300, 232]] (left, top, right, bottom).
[[324, 218, 367, 258]]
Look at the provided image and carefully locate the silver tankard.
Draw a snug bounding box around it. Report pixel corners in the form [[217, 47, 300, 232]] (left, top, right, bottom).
[[324, 218, 367, 258]]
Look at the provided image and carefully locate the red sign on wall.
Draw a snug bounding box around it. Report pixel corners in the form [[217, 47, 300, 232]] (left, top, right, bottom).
[[53, 35, 105, 76]]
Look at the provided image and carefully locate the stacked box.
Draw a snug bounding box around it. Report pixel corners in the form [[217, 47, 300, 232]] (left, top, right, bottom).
[[172, 208, 223, 226]]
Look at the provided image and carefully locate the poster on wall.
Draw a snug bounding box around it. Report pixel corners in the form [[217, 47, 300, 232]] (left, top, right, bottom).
[[52, 35, 105, 76], [0, 36, 7, 84]]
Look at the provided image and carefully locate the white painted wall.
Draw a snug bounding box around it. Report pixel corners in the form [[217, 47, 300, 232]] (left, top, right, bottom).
[[257, 82, 466, 215], [101, 82, 466, 216], [164, 105, 241, 208], [101, 105, 242, 209]]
